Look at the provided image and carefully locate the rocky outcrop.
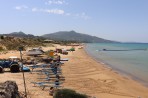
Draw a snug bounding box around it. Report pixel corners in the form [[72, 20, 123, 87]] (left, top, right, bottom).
[[0, 81, 21, 98]]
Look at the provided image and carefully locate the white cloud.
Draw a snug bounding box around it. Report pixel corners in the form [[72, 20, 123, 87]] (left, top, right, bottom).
[[32, 8, 64, 15], [18, 4, 90, 19], [65, 13, 71, 16], [15, 5, 28, 10], [45, 0, 67, 5], [80, 12, 90, 20], [45, 9, 64, 14], [74, 12, 90, 20], [32, 8, 38, 12]]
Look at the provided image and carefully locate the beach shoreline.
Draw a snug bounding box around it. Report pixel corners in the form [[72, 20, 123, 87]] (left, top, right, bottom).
[[84, 46, 148, 88], [62, 46, 148, 98], [0, 45, 148, 98]]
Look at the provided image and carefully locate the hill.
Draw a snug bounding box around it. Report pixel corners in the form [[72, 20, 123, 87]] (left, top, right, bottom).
[[0, 36, 44, 50], [3, 31, 35, 38], [42, 31, 115, 43], [0, 30, 116, 43]]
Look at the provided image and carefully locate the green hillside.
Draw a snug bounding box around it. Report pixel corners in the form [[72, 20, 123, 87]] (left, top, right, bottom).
[[42, 31, 115, 43]]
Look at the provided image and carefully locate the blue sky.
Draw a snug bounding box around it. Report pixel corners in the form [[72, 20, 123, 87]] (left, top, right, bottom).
[[0, 0, 148, 42]]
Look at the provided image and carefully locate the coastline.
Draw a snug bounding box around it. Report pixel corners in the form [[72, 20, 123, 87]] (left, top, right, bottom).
[[84, 45, 148, 87], [62, 46, 148, 98], [0, 45, 148, 98]]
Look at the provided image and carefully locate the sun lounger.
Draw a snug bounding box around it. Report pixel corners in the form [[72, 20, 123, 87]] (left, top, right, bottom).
[[27, 64, 52, 71], [28, 62, 63, 71], [41, 84, 63, 90], [37, 74, 65, 81], [42, 68, 62, 71], [44, 77, 65, 81], [42, 71, 62, 75], [31, 81, 63, 85], [31, 81, 63, 90], [37, 71, 62, 76], [60, 58, 69, 61], [37, 75, 64, 79]]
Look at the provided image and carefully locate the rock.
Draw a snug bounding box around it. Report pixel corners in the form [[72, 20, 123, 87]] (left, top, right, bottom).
[[0, 81, 21, 98]]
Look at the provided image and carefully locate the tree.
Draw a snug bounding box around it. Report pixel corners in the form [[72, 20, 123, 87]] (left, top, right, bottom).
[[0, 35, 4, 39], [53, 89, 87, 98]]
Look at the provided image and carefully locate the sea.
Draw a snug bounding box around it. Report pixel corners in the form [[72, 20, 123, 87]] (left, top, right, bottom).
[[85, 43, 148, 86]]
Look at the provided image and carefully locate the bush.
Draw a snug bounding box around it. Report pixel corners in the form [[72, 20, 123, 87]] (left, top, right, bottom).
[[0, 36, 4, 39], [53, 89, 87, 98], [0, 46, 4, 51]]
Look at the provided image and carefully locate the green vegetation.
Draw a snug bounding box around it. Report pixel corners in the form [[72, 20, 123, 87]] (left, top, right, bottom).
[[0, 36, 45, 50], [0, 46, 4, 51], [53, 40, 80, 45], [53, 89, 87, 98], [42, 30, 115, 43], [0, 35, 4, 39]]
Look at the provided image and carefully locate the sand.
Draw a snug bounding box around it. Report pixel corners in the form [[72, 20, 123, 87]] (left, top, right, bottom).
[[0, 45, 148, 98]]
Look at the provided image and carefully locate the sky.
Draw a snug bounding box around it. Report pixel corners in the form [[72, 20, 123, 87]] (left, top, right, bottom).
[[0, 0, 148, 42]]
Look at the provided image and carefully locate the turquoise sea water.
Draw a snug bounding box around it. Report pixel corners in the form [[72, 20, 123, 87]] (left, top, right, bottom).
[[85, 43, 148, 86]]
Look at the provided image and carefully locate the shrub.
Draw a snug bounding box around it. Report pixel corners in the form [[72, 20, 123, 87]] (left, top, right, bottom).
[[0, 46, 4, 51], [0, 35, 4, 39], [53, 89, 87, 98]]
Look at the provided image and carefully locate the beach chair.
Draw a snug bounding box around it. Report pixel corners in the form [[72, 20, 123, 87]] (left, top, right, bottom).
[[28, 63, 52, 72], [41, 84, 63, 90], [60, 58, 69, 61], [38, 71, 62, 76], [42, 67, 62, 71], [37, 74, 65, 81], [31, 81, 63, 90]]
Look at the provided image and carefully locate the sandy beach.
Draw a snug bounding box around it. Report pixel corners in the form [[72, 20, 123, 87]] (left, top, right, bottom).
[[0, 45, 148, 98]]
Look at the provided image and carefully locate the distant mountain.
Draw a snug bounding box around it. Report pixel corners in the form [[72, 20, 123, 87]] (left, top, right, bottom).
[[3, 31, 35, 38], [0, 30, 116, 43], [42, 31, 115, 43]]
